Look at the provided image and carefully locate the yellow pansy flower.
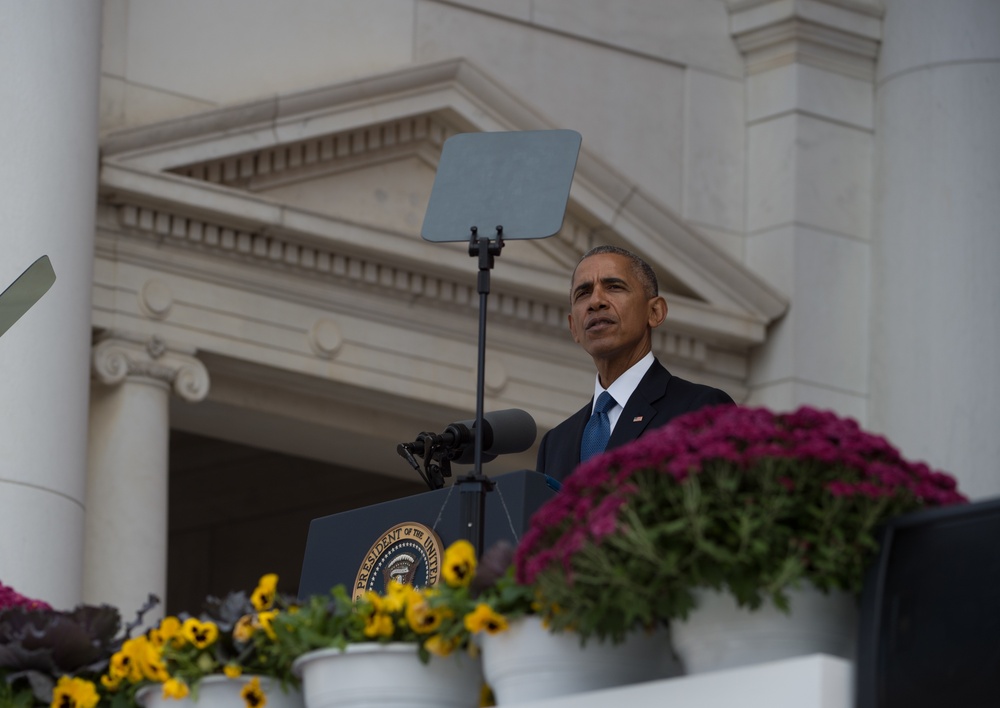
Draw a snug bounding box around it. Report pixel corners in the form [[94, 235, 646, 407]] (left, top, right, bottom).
[[257, 610, 277, 640], [233, 614, 256, 643], [50, 676, 100, 708], [162, 678, 190, 700], [241, 676, 267, 708], [424, 634, 458, 657], [381, 581, 414, 613], [149, 615, 183, 649], [442, 540, 477, 588], [363, 611, 394, 639], [405, 596, 444, 634], [463, 603, 509, 635], [224, 663, 243, 678], [251, 573, 279, 611], [99, 672, 122, 692], [181, 617, 219, 649]]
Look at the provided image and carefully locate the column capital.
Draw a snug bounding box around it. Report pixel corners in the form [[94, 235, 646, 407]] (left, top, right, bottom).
[[92, 332, 210, 402], [726, 0, 883, 79]]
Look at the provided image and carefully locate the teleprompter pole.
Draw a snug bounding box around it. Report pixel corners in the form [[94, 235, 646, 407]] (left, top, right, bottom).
[[457, 226, 502, 556]]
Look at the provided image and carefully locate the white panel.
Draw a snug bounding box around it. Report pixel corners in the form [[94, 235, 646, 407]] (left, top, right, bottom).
[[747, 114, 797, 233], [746, 225, 795, 298], [683, 70, 746, 234], [878, 0, 1000, 82], [437, 0, 531, 21], [120, 0, 416, 105], [746, 380, 868, 426], [872, 51, 1000, 499], [532, 0, 744, 78], [793, 116, 873, 240], [690, 223, 745, 264], [749, 64, 874, 130], [414, 2, 687, 213], [748, 225, 870, 396], [101, 0, 128, 76], [789, 228, 869, 393], [749, 114, 872, 239]]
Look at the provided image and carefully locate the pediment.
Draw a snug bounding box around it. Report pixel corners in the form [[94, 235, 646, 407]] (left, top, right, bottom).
[[100, 58, 786, 352]]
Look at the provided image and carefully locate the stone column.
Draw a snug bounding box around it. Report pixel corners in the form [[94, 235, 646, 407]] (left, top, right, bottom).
[[871, 0, 1000, 498], [84, 333, 209, 620], [0, 0, 101, 608], [728, 0, 883, 423]]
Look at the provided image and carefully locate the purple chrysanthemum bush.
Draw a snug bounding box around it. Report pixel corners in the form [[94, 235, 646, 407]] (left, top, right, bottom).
[[0, 582, 51, 613], [515, 405, 966, 643]]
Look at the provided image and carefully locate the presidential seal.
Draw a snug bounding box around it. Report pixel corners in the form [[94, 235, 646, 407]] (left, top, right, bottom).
[[353, 522, 443, 600]]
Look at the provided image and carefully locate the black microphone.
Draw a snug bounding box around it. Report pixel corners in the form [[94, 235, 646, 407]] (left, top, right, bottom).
[[398, 409, 537, 464], [450, 408, 538, 464]]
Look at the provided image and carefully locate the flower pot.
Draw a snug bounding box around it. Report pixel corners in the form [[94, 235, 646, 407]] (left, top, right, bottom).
[[292, 643, 481, 708], [671, 584, 857, 674], [136, 675, 304, 708], [479, 616, 681, 705]]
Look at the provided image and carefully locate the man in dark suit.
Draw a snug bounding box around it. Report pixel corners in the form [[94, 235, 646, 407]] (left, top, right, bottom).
[[536, 246, 734, 482]]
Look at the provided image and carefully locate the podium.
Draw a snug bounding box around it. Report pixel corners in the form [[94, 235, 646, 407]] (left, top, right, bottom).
[[298, 470, 556, 599]]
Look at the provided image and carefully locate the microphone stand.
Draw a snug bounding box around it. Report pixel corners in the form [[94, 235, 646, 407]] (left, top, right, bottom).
[[458, 226, 502, 557]]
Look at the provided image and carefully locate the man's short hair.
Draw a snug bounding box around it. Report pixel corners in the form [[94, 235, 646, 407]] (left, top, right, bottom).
[[575, 245, 659, 299]]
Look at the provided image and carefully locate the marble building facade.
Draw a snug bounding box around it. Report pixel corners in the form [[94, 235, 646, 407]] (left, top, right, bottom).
[[1, 0, 998, 619]]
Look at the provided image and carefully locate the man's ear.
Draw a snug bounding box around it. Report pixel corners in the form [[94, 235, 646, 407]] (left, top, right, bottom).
[[648, 296, 667, 329]]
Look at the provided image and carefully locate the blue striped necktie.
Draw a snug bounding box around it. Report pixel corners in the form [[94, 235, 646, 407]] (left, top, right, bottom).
[[580, 391, 616, 462]]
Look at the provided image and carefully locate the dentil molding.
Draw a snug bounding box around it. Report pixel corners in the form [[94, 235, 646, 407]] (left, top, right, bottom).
[[92, 332, 210, 402]]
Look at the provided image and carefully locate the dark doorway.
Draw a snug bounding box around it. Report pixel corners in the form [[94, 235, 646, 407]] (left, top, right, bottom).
[[167, 430, 426, 615]]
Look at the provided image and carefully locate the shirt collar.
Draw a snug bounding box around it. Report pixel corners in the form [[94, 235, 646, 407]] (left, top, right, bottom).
[[591, 351, 655, 415]]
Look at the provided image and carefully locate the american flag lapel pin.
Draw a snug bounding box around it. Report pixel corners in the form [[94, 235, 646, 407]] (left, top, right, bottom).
[[633, 416, 644, 422]]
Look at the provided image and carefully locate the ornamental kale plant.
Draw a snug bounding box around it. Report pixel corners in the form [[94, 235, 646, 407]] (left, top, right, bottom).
[[515, 405, 966, 644], [0, 587, 136, 708]]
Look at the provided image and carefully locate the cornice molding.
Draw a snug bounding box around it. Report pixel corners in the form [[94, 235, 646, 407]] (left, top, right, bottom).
[[727, 0, 883, 79], [99, 175, 764, 356], [98, 199, 716, 370], [92, 332, 210, 402]]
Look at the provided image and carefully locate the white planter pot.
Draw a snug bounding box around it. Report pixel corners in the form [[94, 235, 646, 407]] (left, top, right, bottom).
[[292, 643, 481, 708], [479, 616, 681, 705], [136, 675, 304, 708], [672, 584, 857, 674]]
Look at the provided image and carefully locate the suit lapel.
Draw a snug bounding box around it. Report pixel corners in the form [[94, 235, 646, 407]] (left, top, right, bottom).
[[607, 360, 671, 449], [565, 402, 592, 468]]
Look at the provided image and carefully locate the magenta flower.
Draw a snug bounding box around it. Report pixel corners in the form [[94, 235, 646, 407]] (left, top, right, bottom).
[[515, 405, 967, 640], [0, 581, 50, 612]]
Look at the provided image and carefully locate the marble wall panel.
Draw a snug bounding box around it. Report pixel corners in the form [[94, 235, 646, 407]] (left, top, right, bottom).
[[877, 0, 1000, 81], [748, 64, 874, 130], [107, 0, 414, 107], [746, 113, 797, 233], [746, 379, 868, 426], [872, 57, 1000, 498], [414, 2, 688, 213], [748, 113, 872, 239], [683, 69, 746, 235], [748, 225, 870, 396], [531, 0, 743, 78]]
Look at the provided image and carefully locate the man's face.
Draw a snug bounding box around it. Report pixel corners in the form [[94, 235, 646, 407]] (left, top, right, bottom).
[[567, 253, 666, 367]]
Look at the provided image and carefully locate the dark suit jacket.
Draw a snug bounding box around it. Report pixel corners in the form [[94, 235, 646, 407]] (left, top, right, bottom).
[[536, 359, 734, 482]]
